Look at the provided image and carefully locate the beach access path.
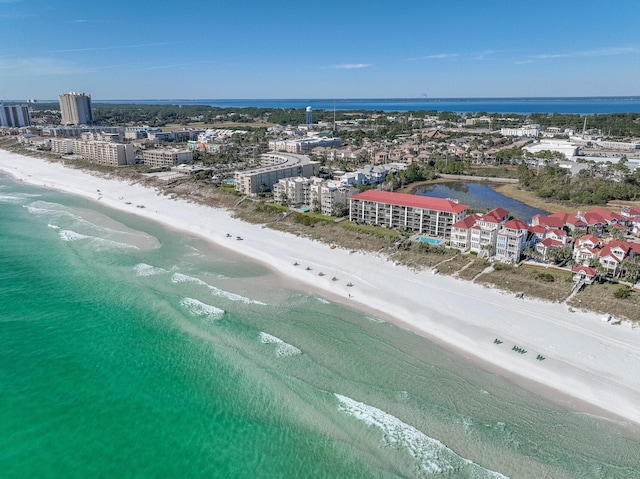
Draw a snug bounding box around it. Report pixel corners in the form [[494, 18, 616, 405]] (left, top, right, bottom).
[[2, 150, 639, 429]]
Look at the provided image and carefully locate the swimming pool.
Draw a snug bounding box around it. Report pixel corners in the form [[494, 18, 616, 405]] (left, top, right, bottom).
[[415, 237, 442, 245]]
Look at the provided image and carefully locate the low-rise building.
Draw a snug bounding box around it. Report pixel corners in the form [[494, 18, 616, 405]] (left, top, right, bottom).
[[273, 177, 358, 215], [234, 152, 319, 195], [51, 138, 74, 155], [269, 137, 341, 153], [501, 125, 539, 138], [142, 148, 193, 167]]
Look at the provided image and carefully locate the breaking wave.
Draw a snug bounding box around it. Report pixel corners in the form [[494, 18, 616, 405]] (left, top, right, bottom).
[[58, 229, 139, 250], [259, 332, 302, 357], [171, 273, 265, 305], [134, 263, 168, 277], [335, 394, 509, 478], [180, 298, 225, 321]]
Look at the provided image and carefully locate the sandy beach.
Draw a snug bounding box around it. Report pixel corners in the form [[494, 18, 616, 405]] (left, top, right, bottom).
[[2, 150, 640, 429]]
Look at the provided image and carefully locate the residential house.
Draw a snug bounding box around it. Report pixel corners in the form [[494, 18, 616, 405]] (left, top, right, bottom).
[[573, 234, 604, 264], [450, 207, 509, 255], [597, 240, 631, 277], [572, 265, 598, 284], [495, 219, 536, 263]]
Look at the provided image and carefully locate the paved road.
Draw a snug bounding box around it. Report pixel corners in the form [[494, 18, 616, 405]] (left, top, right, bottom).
[[438, 173, 519, 183]]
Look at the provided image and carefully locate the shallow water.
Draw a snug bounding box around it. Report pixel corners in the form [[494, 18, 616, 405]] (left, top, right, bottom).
[[1, 174, 639, 478]]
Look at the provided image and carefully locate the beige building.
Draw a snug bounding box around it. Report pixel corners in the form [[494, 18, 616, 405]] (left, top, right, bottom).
[[234, 152, 319, 195], [71, 140, 134, 166], [143, 149, 193, 167], [50, 138, 74, 155]]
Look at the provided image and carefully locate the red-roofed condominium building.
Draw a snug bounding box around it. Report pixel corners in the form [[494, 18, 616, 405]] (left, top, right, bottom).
[[348, 190, 469, 238]]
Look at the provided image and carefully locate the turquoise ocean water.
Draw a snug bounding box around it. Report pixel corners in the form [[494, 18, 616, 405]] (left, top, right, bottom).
[[1, 173, 640, 478]]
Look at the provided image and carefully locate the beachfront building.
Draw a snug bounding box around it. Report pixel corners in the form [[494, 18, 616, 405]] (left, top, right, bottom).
[[59, 92, 93, 125], [234, 152, 319, 195], [348, 190, 469, 238], [495, 219, 537, 263], [273, 177, 358, 215], [0, 103, 32, 128], [450, 207, 510, 255], [273, 176, 316, 207], [573, 234, 604, 264], [142, 148, 193, 167], [71, 140, 134, 166], [50, 138, 74, 155], [572, 265, 598, 284]]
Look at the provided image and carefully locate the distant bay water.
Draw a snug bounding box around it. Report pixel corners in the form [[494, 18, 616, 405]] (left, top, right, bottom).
[[84, 97, 640, 114]]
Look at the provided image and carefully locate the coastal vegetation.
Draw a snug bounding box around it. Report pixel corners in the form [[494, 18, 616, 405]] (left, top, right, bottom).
[[516, 160, 640, 204]]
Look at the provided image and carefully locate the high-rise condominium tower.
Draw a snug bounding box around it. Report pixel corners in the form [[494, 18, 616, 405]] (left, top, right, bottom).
[[59, 92, 94, 125], [0, 103, 32, 127]]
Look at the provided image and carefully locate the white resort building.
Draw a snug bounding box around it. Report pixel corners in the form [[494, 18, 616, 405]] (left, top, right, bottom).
[[272, 177, 358, 216], [234, 152, 319, 195]]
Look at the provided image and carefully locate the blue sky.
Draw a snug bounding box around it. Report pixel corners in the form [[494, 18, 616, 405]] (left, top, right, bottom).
[[1, 0, 639, 100]]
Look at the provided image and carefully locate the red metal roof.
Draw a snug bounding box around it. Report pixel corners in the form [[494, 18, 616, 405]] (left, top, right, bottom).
[[349, 190, 469, 213]]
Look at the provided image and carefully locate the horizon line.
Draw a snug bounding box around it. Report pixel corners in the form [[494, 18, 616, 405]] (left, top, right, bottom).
[[6, 95, 640, 103]]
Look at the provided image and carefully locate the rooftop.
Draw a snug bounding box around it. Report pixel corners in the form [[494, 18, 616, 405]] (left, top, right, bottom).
[[349, 190, 469, 214]]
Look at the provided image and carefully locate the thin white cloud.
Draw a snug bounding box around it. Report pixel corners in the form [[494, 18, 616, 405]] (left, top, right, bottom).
[[472, 50, 498, 61], [0, 57, 87, 76], [331, 63, 373, 69], [137, 61, 211, 71], [47, 42, 178, 54], [514, 60, 534, 65], [0, 57, 138, 76], [533, 46, 640, 59], [423, 53, 458, 60], [70, 19, 87, 23]]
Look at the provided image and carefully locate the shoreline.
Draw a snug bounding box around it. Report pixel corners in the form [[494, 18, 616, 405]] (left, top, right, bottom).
[[2, 150, 640, 431]]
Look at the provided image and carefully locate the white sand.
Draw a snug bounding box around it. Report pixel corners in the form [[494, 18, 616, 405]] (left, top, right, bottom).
[[2, 150, 640, 427]]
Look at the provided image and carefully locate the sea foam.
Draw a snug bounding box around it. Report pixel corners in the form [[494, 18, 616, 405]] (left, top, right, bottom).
[[180, 298, 225, 321], [58, 229, 139, 250], [259, 332, 302, 357], [171, 273, 265, 305], [334, 394, 509, 478], [134, 263, 168, 277]]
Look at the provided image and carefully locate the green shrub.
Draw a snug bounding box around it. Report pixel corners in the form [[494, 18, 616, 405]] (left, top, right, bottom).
[[614, 286, 631, 299], [537, 272, 555, 283], [493, 262, 513, 271]]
